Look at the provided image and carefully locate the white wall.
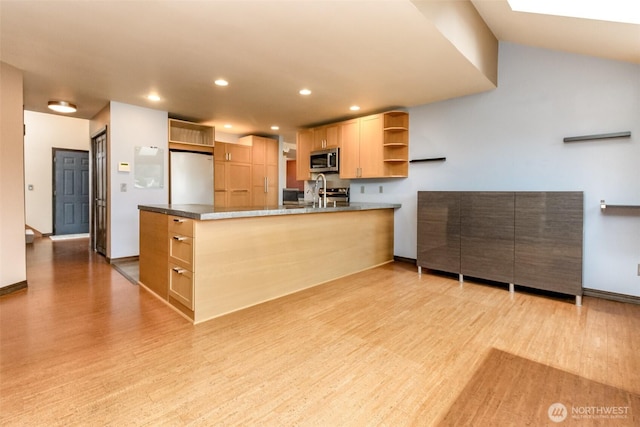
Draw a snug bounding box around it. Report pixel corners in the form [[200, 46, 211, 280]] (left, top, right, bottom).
[[0, 62, 26, 289], [23, 111, 90, 234], [110, 102, 168, 259], [351, 42, 640, 297]]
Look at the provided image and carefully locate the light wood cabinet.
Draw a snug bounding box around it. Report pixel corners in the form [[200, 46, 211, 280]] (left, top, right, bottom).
[[296, 129, 313, 181], [214, 142, 252, 208], [340, 114, 384, 179], [296, 111, 408, 180], [139, 207, 396, 324], [338, 119, 360, 179], [168, 263, 194, 310], [312, 124, 339, 150], [358, 114, 384, 178], [168, 119, 214, 153], [240, 135, 279, 207], [168, 215, 195, 310], [139, 210, 169, 299]]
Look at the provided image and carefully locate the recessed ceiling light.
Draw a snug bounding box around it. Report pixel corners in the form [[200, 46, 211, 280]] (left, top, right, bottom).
[[223, 124, 233, 129], [350, 105, 360, 111], [215, 79, 229, 87], [147, 94, 161, 102], [299, 89, 312, 96], [48, 100, 77, 113], [271, 125, 280, 130]]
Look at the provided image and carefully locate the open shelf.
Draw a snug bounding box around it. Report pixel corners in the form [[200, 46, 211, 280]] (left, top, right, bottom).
[[382, 111, 409, 177], [600, 200, 640, 210], [564, 131, 630, 143], [410, 157, 446, 163], [169, 119, 214, 146], [383, 111, 409, 129]]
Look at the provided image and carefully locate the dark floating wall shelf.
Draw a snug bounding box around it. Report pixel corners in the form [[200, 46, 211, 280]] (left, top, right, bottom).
[[600, 200, 640, 211], [410, 157, 446, 163], [563, 131, 631, 143]]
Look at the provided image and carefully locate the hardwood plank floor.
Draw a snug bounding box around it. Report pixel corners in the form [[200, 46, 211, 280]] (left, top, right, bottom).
[[1, 236, 639, 425]]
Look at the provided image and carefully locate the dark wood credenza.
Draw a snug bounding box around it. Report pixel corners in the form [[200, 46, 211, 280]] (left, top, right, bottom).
[[417, 191, 584, 305]]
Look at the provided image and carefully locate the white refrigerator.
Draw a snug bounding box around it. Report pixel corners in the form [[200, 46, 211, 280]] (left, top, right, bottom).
[[170, 151, 214, 205]]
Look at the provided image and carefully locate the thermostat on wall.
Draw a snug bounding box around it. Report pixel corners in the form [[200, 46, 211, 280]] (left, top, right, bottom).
[[118, 162, 130, 172]]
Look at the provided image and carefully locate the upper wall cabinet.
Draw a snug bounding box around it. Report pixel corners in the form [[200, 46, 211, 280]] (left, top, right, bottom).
[[296, 129, 313, 181], [296, 110, 409, 180], [168, 119, 214, 153], [341, 111, 409, 179], [312, 124, 339, 150]]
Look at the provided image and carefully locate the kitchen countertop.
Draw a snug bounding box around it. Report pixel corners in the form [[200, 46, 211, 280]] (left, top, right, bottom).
[[138, 202, 401, 220]]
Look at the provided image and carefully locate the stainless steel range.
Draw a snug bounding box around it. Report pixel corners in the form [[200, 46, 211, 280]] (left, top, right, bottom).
[[318, 187, 350, 206]]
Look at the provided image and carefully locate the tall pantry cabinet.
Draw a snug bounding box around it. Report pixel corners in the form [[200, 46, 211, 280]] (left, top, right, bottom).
[[214, 142, 252, 208], [239, 135, 279, 206]]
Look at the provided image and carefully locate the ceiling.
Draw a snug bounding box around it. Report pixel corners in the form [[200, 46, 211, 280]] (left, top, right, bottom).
[[1, 0, 638, 144]]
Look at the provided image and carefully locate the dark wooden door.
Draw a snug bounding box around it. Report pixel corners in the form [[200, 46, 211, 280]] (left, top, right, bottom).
[[461, 192, 515, 283], [53, 149, 90, 235], [514, 192, 583, 295], [91, 130, 107, 256], [417, 191, 461, 274]]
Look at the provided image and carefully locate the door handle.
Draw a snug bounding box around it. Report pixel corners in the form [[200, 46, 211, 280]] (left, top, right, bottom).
[[172, 236, 187, 242], [172, 267, 186, 275]]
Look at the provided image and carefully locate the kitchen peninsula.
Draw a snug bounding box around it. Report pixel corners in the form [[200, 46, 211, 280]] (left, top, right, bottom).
[[138, 203, 400, 324]]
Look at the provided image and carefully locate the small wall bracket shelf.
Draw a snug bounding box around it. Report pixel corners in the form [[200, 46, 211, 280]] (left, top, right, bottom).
[[410, 157, 446, 163], [600, 200, 640, 210], [564, 131, 631, 143]]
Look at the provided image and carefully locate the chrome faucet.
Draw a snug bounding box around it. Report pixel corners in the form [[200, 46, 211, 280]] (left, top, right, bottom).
[[315, 173, 327, 208]]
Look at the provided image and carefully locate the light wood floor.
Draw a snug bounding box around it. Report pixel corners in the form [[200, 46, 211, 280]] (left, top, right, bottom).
[[1, 237, 639, 426]]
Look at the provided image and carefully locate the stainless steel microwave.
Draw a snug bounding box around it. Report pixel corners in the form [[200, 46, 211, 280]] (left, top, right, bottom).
[[310, 148, 339, 173]]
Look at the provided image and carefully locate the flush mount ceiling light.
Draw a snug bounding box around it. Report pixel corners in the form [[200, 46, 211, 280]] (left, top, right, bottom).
[[350, 105, 361, 111], [215, 79, 229, 87], [48, 100, 77, 113], [147, 94, 161, 102], [271, 125, 280, 130], [223, 124, 233, 129], [299, 89, 312, 96]]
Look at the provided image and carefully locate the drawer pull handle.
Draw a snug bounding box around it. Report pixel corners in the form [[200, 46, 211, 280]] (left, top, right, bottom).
[[172, 267, 186, 275], [173, 236, 187, 242], [173, 218, 185, 223]]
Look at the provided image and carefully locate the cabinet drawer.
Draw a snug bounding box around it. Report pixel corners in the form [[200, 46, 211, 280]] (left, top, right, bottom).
[[169, 263, 194, 310], [169, 235, 193, 269], [168, 216, 194, 237]]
